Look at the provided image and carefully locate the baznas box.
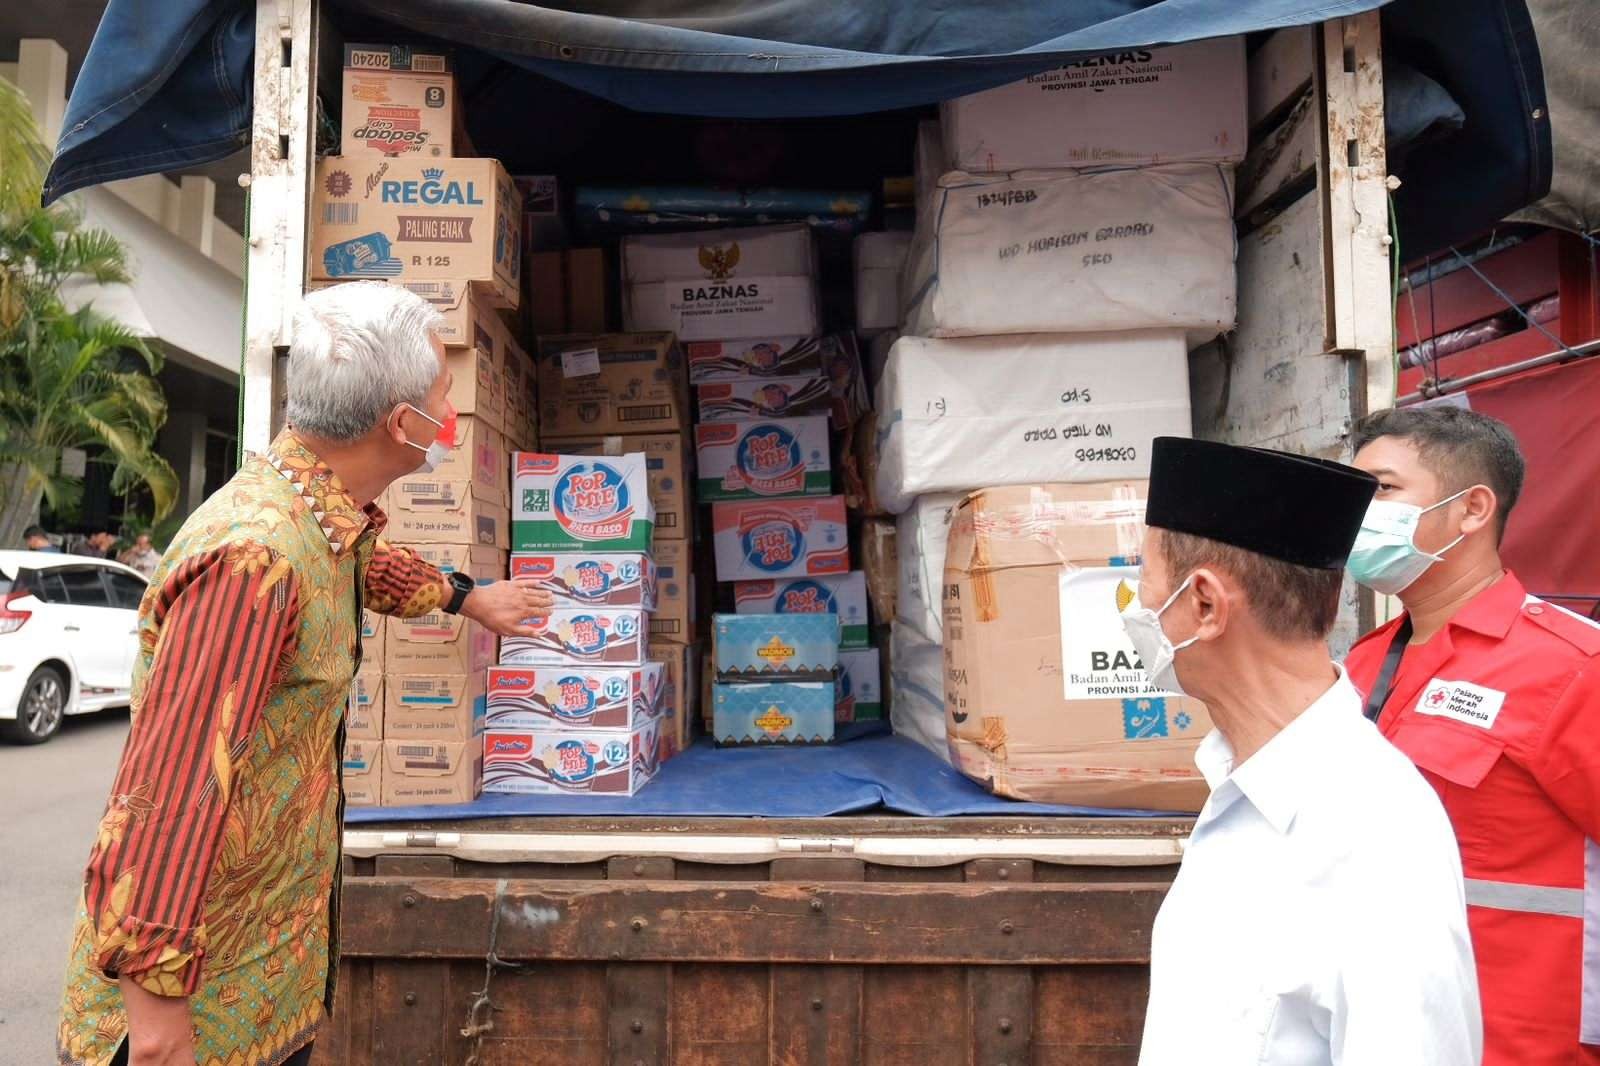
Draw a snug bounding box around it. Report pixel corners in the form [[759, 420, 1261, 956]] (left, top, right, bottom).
[[512, 452, 655, 552]]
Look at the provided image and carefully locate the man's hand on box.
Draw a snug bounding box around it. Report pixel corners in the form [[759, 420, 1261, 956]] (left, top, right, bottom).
[[459, 576, 555, 637]]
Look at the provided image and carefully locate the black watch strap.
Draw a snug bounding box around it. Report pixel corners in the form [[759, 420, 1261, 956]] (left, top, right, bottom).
[[442, 572, 474, 615]]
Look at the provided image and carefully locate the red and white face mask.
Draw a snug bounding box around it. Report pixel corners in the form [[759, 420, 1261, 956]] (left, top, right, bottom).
[[396, 402, 457, 472]]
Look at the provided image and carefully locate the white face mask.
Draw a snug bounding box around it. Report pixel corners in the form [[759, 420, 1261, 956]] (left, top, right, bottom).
[[1120, 574, 1199, 696], [395, 403, 451, 473], [1346, 489, 1470, 595]]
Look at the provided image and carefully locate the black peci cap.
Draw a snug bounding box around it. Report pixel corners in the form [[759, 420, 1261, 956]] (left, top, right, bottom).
[[1146, 437, 1379, 570]]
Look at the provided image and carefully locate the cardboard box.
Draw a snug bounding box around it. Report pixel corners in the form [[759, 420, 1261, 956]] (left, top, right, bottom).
[[386, 544, 504, 674], [514, 175, 567, 254], [650, 641, 699, 757], [501, 338, 539, 450], [648, 538, 695, 643], [360, 609, 385, 668], [713, 612, 839, 682], [428, 415, 508, 503], [312, 156, 522, 310], [836, 647, 884, 722], [384, 672, 488, 741], [482, 722, 662, 796], [341, 43, 456, 160], [685, 336, 825, 385], [510, 552, 657, 609], [697, 376, 832, 423], [535, 333, 689, 439], [861, 521, 897, 625], [942, 482, 1211, 812], [555, 433, 693, 542], [695, 417, 831, 502], [567, 247, 611, 333], [525, 250, 568, 335], [343, 738, 384, 806], [348, 665, 384, 739], [500, 607, 649, 667], [711, 497, 850, 582], [485, 663, 665, 730], [941, 37, 1248, 171], [305, 278, 509, 352], [386, 476, 509, 546], [734, 571, 870, 649], [443, 346, 503, 432], [713, 682, 834, 745], [512, 452, 655, 552], [623, 226, 820, 341], [381, 738, 483, 806]]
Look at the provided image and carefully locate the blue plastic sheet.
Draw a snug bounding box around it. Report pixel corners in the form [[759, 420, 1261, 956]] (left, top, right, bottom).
[[346, 731, 1176, 823]]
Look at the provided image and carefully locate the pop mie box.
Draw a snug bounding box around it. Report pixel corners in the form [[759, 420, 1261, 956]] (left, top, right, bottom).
[[485, 663, 665, 730], [734, 571, 869, 649], [697, 376, 833, 421], [713, 613, 839, 682], [685, 336, 825, 384], [711, 496, 849, 582], [695, 416, 831, 501], [482, 721, 662, 796], [341, 43, 457, 160], [556, 433, 693, 542], [510, 552, 657, 609], [500, 608, 649, 667], [835, 647, 884, 722], [312, 156, 521, 310], [712, 682, 834, 746], [512, 452, 655, 553]]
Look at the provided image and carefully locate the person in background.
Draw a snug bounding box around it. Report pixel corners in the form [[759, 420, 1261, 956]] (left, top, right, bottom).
[[1133, 436, 1480, 1066], [1346, 405, 1600, 1066], [57, 282, 556, 1066], [24, 525, 59, 552], [117, 533, 161, 579]]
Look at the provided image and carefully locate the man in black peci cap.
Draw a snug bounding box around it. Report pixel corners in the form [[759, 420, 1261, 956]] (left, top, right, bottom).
[[1132, 437, 1481, 1065]]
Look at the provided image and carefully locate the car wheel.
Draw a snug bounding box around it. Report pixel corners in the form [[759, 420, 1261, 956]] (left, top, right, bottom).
[[1, 666, 69, 745]]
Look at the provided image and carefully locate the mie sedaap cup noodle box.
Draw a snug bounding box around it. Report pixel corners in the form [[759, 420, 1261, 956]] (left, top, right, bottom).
[[712, 496, 850, 582], [510, 552, 657, 609], [513, 452, 654, 552], [734, 571, 869, 649], [485, 663, 665, 730], [341, 43, 456, 160], [695, 416, 832, 502], [483, 720, 662, 796], [697, 376, 833, 422], [500, 607, 648, 667]]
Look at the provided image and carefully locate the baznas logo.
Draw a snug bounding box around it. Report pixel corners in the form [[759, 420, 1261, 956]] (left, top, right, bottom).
[[743, 520, 803, 572], [1115, 579, 1136, 613], [777, 580, 835, 615], [554, 462, 634, 540], [549, 739, 597, 784], [698, 241, 741, 281]]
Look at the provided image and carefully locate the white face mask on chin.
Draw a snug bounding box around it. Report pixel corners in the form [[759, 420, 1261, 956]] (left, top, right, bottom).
[[1119, 574, 1199, 696]]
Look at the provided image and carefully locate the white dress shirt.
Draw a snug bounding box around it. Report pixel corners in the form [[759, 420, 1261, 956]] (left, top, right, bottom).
[[1139, 667, 1482, 1065]]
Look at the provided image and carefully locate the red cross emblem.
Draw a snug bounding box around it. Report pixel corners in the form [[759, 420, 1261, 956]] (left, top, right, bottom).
[[1428, 687, 1449, 707]]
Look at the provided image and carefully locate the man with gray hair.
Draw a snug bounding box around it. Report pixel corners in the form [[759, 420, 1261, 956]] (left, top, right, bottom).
[[57, 282, 553, 1066]]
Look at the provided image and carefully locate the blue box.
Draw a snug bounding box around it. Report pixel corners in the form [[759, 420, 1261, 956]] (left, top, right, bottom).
[[713, 682, 835, 745], [713, 612, 839, 682]]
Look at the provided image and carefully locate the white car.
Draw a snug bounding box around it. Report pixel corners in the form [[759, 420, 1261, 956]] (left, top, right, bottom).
[[0, 550, 146, 744]]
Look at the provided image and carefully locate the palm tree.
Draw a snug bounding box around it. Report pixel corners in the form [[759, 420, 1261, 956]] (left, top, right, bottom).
[[0, 79, 177, 547]]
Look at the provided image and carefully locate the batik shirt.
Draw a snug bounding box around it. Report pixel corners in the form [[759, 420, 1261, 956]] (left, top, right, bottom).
[[58, 431, 450, 1066]]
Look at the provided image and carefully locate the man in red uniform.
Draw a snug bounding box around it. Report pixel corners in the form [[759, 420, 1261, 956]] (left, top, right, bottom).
[[1345, 405, 1600, 1065]]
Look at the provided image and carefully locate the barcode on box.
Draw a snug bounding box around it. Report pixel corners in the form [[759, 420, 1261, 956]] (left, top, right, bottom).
[[619, 405, 673, 423], [322, 203, 359, 226], [650, 618, 683, 636], [412, 55, 447, 74], [657, 513, 678, 529]]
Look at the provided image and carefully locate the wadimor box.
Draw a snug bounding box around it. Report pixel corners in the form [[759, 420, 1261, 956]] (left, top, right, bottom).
[[427, 415, 508, 504], [711, 496, 849, 582], [500, 607, 648, 667], [697, 376, 833, 422], [485, 663, 665, 730], [713, 682, 834, 746], [695, 416, 831, 502], [343, 739, 384, 806], [347, 665, 384, 739], [713, 613, 839, 682], [512, 452, 654, 553], [312, 156, 521, 309], [648, 538, 695, 643], [555, 432, 693, 542], [341, 44, 456, 160], [381, 738, 483, 806], [650, 641, 699, 757], [482, 721, 662, 796], [836, 647, 884, 722], [383, 672, 488, 741], [510, 552, 657, 609], [536, 333, 690, 439], [734, 571, 869, 649], [685, 336, 825, 384], [386, 476, 508, 546]]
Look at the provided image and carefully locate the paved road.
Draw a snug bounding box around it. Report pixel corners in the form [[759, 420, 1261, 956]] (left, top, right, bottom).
[[0, 708, 128, 1064]]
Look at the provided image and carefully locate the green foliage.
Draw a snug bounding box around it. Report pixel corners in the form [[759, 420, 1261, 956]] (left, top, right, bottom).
[[0, 78, 178, 540]]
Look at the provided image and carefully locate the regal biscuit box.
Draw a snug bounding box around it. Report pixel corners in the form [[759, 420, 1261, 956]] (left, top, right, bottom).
[[713, 682, 834, 746], [482, 721, 662, 796], [510, 552, 657, 609], [428, 415, 508, 503], [622, 224, 820, 341], [535, 333, 690, 439], [381, 738, 483, 806], [485, 663, 665, 731], [312, 156, 522, 310], [512, 452, 654, 553], [341, 43, 457, 160], [695, 416, 832, 502], [713, 613, 839, 682], [942, 482, 1212, 813], [342, 738, 383, 806], [697, 376, 833, 422], [384, 672, 488, 741], [685, 336, 825, 385], [347, 665, 384, 739], [734, 571, 870, 649], [648, 538, 694, 642], [711, 496, 850, 582], [649, 640, 699, 757], [836, 647, 884, 722], [385, 476, 508, 546], [500, 607, 648, 667], [556, 432, 693, 542]]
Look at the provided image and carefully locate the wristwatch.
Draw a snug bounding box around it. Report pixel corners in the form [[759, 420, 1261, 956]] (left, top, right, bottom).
[[442, 571, 475, 615]]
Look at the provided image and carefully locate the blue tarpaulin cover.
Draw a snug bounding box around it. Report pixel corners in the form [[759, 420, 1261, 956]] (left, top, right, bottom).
[[346, 732, 1174, 823]]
